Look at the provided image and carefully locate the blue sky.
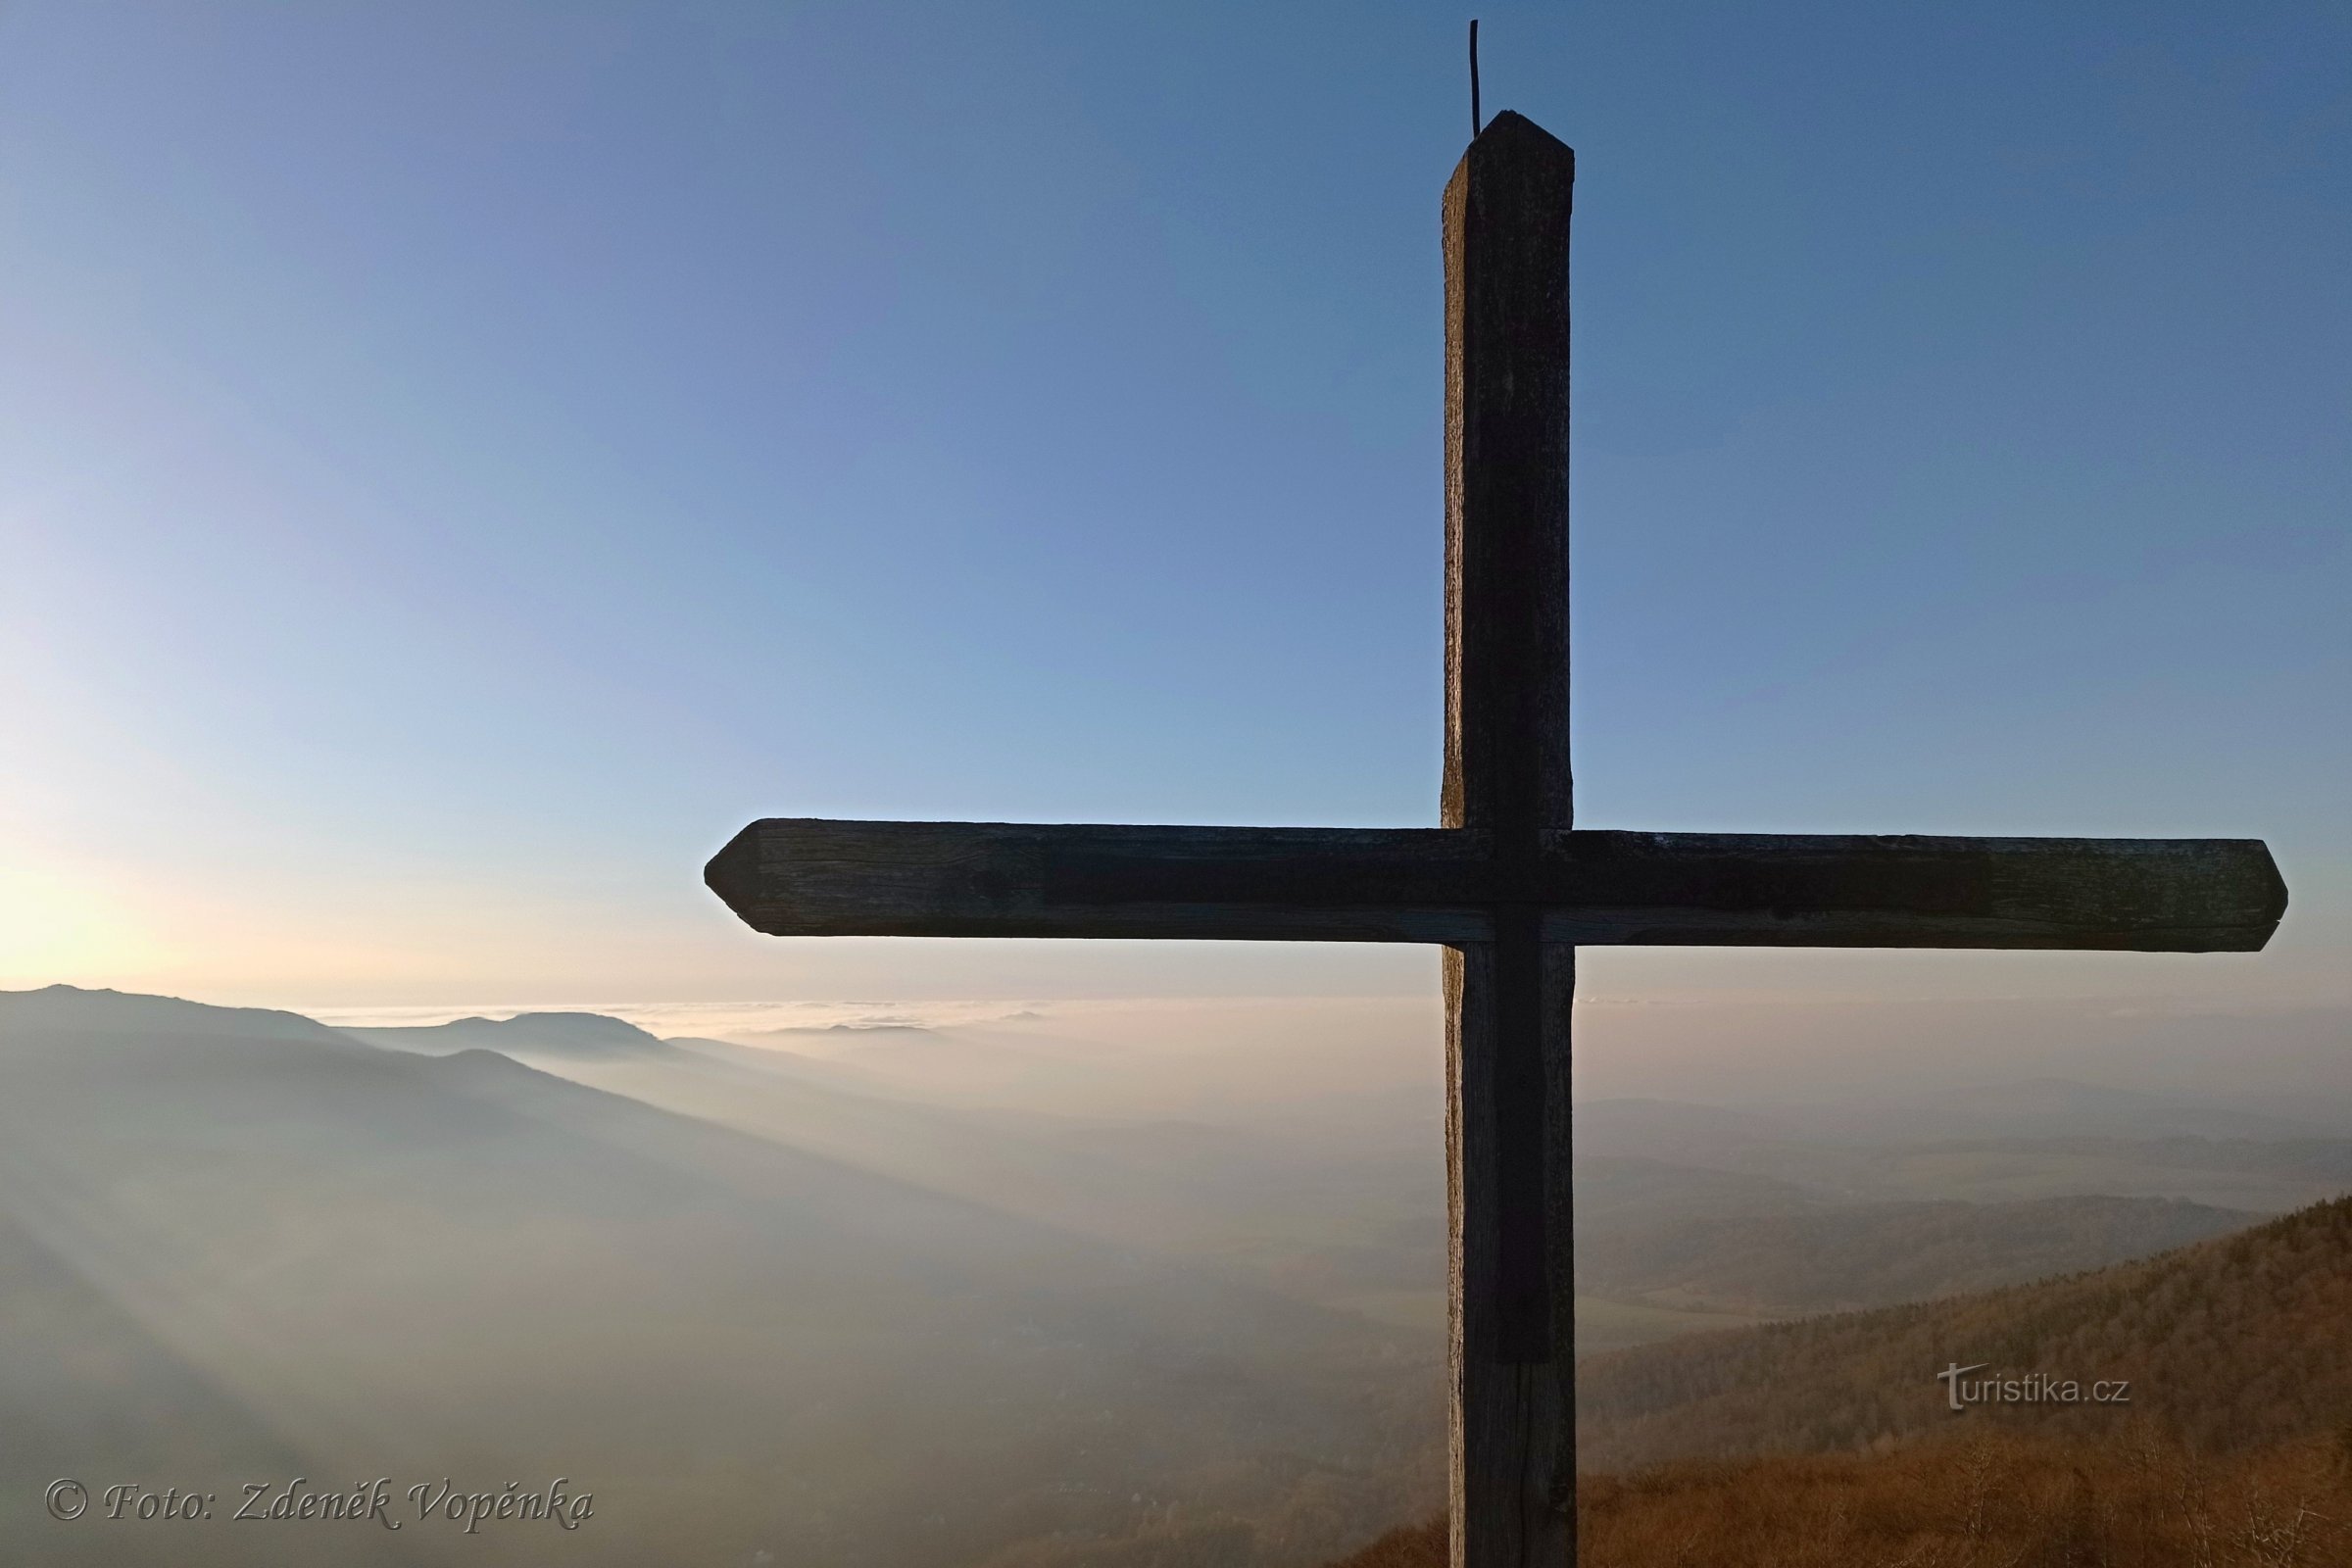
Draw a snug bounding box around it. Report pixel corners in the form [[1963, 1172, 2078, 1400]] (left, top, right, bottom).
[[1, 1, 2343, 1011]]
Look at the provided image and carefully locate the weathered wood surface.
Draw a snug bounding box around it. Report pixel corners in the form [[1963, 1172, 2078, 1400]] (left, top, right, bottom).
[[1446, 111, 1574, 845], [1443, 109, 1578, 1568], [1445, 939, 1573, 1567], [706, 819, 2288, 952]]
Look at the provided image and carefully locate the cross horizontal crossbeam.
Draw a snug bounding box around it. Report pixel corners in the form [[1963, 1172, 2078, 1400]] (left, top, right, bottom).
[[707, 819, 2285, 951]]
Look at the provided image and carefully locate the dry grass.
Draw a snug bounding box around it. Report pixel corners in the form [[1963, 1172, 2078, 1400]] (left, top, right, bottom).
[[1325, 1424, 2352, 1567], [1324, 1515, 1447, 1568]]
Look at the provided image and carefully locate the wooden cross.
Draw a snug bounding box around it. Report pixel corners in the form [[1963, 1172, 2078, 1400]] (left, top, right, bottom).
[[706, 111, 2287, 1568]]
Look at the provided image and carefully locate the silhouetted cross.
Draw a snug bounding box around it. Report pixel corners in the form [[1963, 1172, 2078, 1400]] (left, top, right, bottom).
[[706, 111, 2286, 1568]]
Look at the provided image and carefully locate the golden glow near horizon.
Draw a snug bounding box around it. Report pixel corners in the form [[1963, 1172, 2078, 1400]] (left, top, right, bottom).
[[4, 829, 2344, 1016], [0, 859, 171, 989]]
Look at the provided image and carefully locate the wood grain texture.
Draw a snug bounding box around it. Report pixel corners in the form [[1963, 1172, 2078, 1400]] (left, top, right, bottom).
[[1445, 942, 1574, 1568], [1439, 945, 1571, 1568], [1445, 110, 1573, 841], [1443, 111, 1578, 1568], [706, 819, 2288, 952]]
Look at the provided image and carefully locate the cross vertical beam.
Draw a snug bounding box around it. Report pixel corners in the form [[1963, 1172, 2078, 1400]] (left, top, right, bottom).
[[1443, 113, 1576, 1568]]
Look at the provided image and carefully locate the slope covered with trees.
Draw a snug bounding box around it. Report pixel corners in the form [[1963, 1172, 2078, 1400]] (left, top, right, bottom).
[[1577, 1195, 2352, 1470], [1329, 1197, 2352, 1567]]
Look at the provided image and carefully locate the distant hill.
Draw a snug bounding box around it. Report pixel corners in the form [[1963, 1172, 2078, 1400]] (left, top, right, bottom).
[[1574, 1098, 1801, 1164], [1823, 1076, 2331, 1143], [1577, 1194, 2352, 1471], [1719, 1133, 2352, 1213], [1571, 1154, 1825, 1228], [1578, 1192, 2253, 1316], [1565, 1160, 2273, 1356], [723, 1021, 1173, 1117], [1574, 1092, 2352, 1219], [431, 1018, 1448, 1319], [345, 1009, 668, 1057], [0, 983, 353, 1045]]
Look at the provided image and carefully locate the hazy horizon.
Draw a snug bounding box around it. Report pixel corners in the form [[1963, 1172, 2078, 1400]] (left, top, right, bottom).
[[16, 983, 2349, 1126]]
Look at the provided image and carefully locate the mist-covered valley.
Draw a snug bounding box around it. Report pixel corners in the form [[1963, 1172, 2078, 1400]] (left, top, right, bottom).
[[5, 984, 2348, 1565]]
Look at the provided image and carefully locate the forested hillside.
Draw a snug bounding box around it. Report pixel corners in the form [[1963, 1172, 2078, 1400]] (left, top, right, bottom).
[[1578, 1195, 2352, 1470], [1331, 1197, 2352, 1568]]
